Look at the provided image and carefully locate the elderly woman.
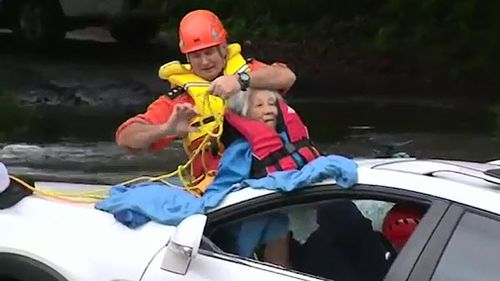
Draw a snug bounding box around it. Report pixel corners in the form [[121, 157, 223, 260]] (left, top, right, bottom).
[[226, 87, 281, 128], [208, 88, 320, 268], [216, 88, 320, 181]]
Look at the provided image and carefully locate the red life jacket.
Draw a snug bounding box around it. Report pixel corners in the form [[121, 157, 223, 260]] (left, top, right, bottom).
[[223, 100, 321, 178]]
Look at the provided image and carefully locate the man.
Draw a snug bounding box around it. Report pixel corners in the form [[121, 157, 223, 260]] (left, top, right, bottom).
[[115, 9, 296, 190]]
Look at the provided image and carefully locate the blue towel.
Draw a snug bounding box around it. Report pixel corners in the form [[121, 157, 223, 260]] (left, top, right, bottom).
[[95, 154, 357, 257], [241, 155, 358, 190], [95, 155, 358, 228]]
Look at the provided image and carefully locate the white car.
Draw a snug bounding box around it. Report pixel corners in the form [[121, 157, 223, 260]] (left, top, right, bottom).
[[0, 0, 174, 46], [1, 157, 500, 281]]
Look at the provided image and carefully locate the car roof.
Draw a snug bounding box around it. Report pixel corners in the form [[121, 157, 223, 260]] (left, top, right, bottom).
[[213, 158, 500, 215]]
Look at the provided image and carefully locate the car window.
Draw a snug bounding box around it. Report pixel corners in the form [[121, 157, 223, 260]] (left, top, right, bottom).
[[207, 198, 429, 281], [354, 200, 395, 231], [431, 211, 500, 281], [200, 236, 224, 253]]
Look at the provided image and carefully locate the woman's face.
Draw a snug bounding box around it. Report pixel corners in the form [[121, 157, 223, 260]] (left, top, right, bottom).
[[247, 90, 278, 129]]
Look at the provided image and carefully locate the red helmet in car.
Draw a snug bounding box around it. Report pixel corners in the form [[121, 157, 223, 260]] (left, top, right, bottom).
[[382, 204, 425, 251]]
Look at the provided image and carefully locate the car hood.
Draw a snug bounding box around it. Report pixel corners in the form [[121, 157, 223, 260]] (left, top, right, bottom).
[[0, 195, 175, 281]]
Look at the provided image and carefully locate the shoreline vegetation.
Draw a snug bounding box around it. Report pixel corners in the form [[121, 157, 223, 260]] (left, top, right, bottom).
[[160, 0, 499, 100]]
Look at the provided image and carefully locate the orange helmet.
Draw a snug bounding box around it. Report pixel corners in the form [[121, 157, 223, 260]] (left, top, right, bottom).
[[178, 10, 228, 54]]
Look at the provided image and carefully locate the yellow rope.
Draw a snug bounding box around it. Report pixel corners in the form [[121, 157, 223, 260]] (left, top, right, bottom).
[[9, 175, 109, 203], [9, 91, 225, 202]]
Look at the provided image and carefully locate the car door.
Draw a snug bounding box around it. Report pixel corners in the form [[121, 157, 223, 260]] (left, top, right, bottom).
[[407, 204, 500, 281], [141, 244, 323, 281], [202, 184, 450, 281], [140, 213, 320, 281]]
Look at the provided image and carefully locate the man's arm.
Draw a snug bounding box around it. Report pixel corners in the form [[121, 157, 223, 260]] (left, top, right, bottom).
[[116, 121, 174, 152], [248, 61, 296, 93], [207, 59, 296, 99], [116, 95, 193, 153]]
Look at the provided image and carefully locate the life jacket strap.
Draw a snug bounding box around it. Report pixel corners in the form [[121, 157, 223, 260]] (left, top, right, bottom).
[[191, 116, 216, 127], [259, 138, 314, 167]]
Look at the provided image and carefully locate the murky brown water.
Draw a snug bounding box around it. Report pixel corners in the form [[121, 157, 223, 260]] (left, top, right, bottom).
[[0, 29, 499, 184]]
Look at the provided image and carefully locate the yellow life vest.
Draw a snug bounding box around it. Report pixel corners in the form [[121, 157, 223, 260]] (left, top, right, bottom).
[[158, 43, 250, 156]]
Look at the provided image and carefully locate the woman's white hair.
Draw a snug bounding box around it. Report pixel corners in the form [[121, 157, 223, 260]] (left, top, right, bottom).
[[226, 89, 282, 116]]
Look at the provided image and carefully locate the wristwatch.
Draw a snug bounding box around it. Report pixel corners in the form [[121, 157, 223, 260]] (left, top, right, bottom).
[[237, 72, 251, 91]]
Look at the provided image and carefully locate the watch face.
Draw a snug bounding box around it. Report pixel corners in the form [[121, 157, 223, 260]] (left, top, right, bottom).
[[240, 72, 250, 81], [238, 72, 251, 90]]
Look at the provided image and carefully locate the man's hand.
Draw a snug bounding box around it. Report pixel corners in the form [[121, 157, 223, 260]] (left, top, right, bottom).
[[161, 103, 200, 137], [208, 75, 241, 99]]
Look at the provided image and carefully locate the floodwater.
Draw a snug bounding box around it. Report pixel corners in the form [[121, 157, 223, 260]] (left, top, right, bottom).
[[1, 99, 498, 184], [0, 28, 498, 184]]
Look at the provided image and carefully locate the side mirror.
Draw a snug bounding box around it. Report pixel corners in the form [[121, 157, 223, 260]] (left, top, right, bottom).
[[160, 214, 207, 275]]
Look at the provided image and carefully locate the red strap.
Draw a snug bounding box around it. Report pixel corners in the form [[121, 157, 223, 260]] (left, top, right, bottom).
[[278, 155, 300, 171], [266, 165, 277, 174], [297, 147, 319, 163], [278, 101, 310, 143]]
